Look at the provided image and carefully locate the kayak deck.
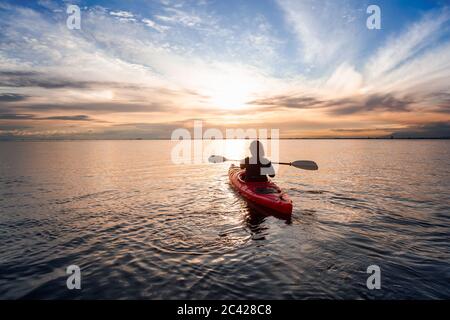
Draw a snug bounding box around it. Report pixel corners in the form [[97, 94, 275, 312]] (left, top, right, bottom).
[[228, 165, 293, 216]]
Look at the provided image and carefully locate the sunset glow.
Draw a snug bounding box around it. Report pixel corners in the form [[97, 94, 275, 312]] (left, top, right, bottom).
[[0, 0, 449, 139]]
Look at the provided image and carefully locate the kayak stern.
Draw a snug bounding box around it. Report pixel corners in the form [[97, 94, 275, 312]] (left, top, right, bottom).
[[228, 165, 293, 216]]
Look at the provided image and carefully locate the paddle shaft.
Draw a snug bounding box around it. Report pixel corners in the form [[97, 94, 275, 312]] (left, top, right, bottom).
[[224, 158, 292, 166], [209, 155, 318, 170], [276, 162, 291, 166]]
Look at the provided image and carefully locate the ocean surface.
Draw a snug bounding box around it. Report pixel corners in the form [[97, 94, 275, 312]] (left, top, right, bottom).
[[0, 140, 449, 299]]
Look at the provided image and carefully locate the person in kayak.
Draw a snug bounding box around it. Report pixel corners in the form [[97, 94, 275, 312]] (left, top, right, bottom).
[[240, 140, 275, 182]]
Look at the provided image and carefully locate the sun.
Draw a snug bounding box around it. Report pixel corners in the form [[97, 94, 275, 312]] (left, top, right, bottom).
[[205, 70, 259, 110], [210, 87, 250, 110]]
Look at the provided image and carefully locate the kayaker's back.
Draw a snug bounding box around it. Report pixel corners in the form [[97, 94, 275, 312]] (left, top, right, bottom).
[[240, 156, 275, 182]]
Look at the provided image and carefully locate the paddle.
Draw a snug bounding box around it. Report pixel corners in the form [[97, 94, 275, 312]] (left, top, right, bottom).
[[208, 155, 318, 171]]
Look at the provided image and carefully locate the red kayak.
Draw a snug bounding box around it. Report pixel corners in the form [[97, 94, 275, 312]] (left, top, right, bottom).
[[228, 165, 293, 216]]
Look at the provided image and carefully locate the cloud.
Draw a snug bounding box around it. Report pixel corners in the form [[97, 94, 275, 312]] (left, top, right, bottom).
[[0, 113, 97, 121], [429, 92, 450, 113], [0, 124, 31, 131], [0, 3, 282, 116], [275, 2, 450, 108], [142, 18, 170, 32], [249, 95, 324, 109], [16, 102, 168, 113], [324, 63, 363, 97], [110, 10, 134, 18], [392, 122, 450, 138], [0, 71, 103, 89], [331, 127, 405, 133], [276, 0, 364, 68], [0, 70, 163, 90], [41, 115, 93, 121], [0, 120, 191, 140], [155, 8, 203, 27], [328, 93, 415, 115], [37, 0, 61, 12], [0, 113, 35, 120], [248, 8, 450, 122], [0, 93, 29, 102], [365, 10, 450, 82], [250, 93, 415, 115]]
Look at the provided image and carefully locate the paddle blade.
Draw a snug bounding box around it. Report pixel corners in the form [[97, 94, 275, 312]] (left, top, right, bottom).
[[208, 155, 227, 163], [291, 160, 318, 170]]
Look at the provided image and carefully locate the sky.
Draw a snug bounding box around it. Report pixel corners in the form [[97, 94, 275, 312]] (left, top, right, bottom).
[[0, 0, 449, 139]]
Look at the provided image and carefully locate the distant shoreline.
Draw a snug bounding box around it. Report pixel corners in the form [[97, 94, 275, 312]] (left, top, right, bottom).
[[1, 137, 450, 142]]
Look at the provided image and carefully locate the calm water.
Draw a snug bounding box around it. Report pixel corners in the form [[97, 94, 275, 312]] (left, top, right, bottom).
[[0, 140, 449, 299]]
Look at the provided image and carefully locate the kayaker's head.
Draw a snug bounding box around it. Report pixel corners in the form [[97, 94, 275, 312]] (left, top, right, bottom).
[[249, 140, 265, 158]]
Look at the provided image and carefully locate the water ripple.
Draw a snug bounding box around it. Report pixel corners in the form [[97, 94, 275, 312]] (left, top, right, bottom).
[[1, 140, 449, 299]]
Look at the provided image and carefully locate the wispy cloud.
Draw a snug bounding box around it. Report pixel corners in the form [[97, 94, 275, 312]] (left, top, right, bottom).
[[392, 121, 450, 138], [0, 93, 29, 102], [41, 115, 93, 121], [110, 10, 134, 18], [142, 18, 170, 32], [109, 10, 136, 22], [365, 9, 450, 82], [276, 0, 364, 68], [250, 5, 450, 133], [155, 7, 203, 27], [0, 113, 96, 121]]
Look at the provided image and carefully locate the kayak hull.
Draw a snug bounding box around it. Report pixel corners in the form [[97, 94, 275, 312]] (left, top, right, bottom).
[[228, 165, 293, 216]]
